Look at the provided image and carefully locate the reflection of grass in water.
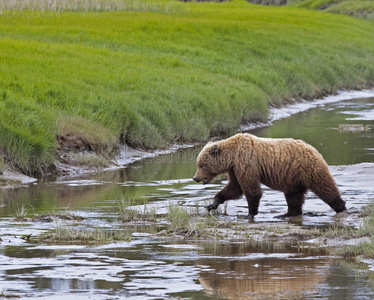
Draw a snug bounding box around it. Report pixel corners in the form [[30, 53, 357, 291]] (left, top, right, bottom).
[[339, 124, 371, 133], [40, 223, 131, 244]]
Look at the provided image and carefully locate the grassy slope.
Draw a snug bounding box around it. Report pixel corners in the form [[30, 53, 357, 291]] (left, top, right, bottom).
[[1, 0, 374, 175], [289, 0, 374, 20]]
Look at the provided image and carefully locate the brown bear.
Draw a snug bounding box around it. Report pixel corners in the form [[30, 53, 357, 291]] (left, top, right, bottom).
[[192, 133, 346, 219]]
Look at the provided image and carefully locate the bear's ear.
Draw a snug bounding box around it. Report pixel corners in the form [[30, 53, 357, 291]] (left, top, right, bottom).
[[210, 145, 220, 157]]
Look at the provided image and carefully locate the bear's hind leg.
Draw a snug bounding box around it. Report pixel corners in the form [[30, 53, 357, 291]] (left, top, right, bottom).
[[243, 187, 262, 220], [277, 190, 306, 218]]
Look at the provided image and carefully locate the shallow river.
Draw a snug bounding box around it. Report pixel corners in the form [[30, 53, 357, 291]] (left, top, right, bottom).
[[0, 97, 374, 299]]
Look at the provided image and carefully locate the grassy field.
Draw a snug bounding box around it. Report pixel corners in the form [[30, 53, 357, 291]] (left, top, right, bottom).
[[289, 0, 374, 20], [0, 0, 374, 175]]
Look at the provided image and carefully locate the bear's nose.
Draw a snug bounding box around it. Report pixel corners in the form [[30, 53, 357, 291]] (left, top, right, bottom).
[[192, 177, 200, 182]]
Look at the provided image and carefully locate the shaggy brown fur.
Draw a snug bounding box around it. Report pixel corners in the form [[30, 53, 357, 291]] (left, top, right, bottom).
[[193, 133, 346, 219]]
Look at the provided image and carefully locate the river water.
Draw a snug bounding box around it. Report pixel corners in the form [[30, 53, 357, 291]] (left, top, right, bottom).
[[0, 97, 374, 299]]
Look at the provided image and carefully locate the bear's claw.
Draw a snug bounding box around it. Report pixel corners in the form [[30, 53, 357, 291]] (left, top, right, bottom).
[[206, 203, 219, 211]]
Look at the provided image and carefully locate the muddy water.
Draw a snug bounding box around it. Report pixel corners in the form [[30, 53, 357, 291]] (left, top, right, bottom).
[[0, 97, 374, 299]]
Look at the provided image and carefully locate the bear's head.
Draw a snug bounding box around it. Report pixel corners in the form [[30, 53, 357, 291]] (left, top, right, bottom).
[[193, 141, 232, 184]]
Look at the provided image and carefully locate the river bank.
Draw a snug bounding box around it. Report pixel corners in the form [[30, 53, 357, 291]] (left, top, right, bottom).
[[2, 1, 374, 175], [2, 88, 373, 187]]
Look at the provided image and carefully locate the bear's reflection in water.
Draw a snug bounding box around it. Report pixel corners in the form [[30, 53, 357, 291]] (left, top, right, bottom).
[[198, 242, 328, 299]]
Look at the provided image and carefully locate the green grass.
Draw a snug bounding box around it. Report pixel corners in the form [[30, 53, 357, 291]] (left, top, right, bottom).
[[0, 0, 182, 13], [13, 204, 29, 221], [289, 0, 374, 20], [1, 0, 374, 175], [168, 202, 190, 230], [339, 203, 374, 259], [0, 155, 5, 175], [40, 223, 131, 244], [118, 194, 157, 222], [12, 204, 85, 221]]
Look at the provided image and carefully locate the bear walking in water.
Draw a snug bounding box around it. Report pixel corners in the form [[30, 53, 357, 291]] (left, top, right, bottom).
[[192, 133, 346, 219]]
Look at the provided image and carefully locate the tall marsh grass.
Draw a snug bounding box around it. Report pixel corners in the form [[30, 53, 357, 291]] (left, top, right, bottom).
[[1, 0, 374, 174], [0, 0, 178, 13]]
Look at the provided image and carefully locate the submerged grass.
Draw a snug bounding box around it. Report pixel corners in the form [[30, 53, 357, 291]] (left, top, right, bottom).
[[0, 0, 374, 174]]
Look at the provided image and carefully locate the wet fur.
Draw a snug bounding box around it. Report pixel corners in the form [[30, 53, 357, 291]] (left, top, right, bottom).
[[193, 133, 346, 218]]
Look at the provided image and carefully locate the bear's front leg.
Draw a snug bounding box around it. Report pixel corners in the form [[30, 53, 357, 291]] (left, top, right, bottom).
[[206, 173, 243, 212], [206, 200, 221, 211], [206, 189, 237, 211]]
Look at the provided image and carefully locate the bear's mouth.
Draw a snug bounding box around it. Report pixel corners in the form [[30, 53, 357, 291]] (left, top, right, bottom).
[[192, 176, 212, 185]]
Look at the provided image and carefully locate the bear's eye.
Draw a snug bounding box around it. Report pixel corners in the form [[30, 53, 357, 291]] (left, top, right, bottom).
[[200, 165, 205, 170]]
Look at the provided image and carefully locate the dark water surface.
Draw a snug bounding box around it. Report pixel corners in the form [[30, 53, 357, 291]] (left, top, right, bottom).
[[0, 98, 374, 299]]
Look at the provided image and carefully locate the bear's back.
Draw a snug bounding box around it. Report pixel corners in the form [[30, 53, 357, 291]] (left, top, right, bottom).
[[244, 134, 327, 191]]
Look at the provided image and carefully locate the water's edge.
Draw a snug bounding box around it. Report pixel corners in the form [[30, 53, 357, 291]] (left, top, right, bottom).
[[3, 88, 374, 185]]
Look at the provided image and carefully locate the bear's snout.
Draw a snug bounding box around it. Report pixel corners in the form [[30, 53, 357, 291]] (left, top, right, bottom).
[[193, 168, 213, 184], [192, 177, 200, 183]]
